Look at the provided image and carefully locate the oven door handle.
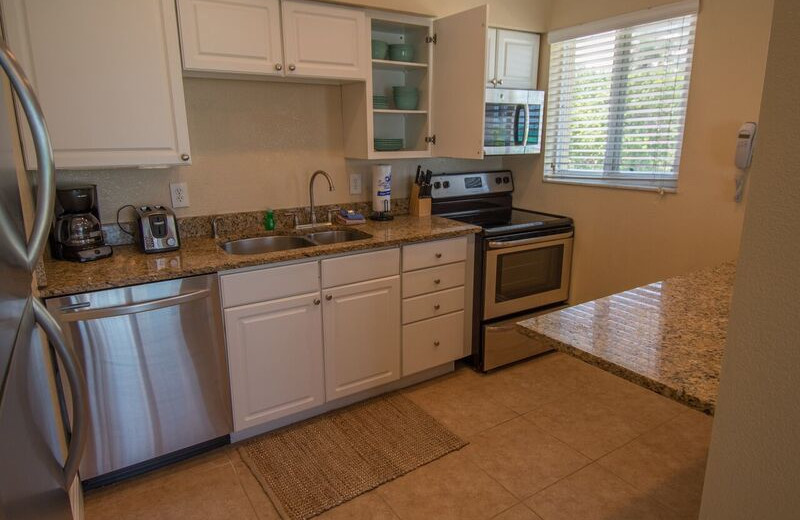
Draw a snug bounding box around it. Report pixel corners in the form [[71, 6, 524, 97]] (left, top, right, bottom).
[[487, 231, 573, 249]]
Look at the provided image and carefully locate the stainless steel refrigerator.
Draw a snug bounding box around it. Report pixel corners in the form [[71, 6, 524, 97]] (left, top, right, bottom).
[[0, 40, 88, 519]]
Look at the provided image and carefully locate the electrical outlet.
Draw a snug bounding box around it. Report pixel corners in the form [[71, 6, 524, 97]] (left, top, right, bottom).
[[169, 182, 190, 208], [349, 173, 362, 195]]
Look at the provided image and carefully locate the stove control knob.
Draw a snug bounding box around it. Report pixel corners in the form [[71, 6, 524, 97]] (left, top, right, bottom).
[[433, 181, 442, 189], [495, 177, 503, 184], [503, 176, 510, 184], [442, 181, 450, 188]]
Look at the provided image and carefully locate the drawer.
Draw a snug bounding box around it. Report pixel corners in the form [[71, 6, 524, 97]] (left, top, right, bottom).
[[220, 261, 319, 308], [402, 286, 465, 324], [403, 236, 468, 272], [321, 248, 399, 288], [403, 311, 464, 376], [402, 262, 465, 298]]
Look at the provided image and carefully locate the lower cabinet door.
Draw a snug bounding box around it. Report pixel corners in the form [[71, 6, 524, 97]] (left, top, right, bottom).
[[224, 291, 324, 431], [323, 276, 401, 401]]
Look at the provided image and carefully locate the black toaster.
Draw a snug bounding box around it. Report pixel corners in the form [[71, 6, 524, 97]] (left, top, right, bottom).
[[135, 205, 180, 253]]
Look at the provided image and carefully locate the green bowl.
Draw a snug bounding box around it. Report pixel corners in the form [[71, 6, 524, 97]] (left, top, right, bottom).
[[371, 40, 388, 59], [392, 86, 418, 95], [393, 96, 419, 110], [388, 44, 414, 62]]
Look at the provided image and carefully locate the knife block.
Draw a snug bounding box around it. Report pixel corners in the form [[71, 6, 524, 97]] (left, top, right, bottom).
[[409, 183, 431, 217]]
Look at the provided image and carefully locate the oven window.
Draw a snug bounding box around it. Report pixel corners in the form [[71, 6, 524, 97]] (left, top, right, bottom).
[[495, 245, 563, 302]]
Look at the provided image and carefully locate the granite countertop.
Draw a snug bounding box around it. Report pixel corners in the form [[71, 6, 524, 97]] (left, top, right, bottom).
[[40, 215, 479, 298], [517, 262, 736, 415]]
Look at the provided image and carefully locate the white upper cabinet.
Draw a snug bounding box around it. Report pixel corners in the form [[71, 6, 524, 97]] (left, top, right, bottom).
[[0, 0, 192, 169], [487, 28, 540, 89], [281, 0, 368, 80], [431, 5, 489, 159], [177, 0, 284, 76]]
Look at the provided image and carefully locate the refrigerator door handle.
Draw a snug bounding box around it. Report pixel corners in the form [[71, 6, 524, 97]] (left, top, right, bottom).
[[32, 298, 88, 488], [0, 42, 56, 270]]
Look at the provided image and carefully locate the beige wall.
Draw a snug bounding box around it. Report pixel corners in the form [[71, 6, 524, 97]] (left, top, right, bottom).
[[508, 0, 774, 303], [699, 1, 800, 516], [59, 78, 501, 223]]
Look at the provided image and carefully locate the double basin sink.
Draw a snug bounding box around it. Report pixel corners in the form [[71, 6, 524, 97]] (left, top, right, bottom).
[[220, 228, 373, 255]]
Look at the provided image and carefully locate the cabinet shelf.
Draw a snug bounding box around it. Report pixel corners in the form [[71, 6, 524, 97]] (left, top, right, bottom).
[[373, 109, 428, 115], [372, 59, 428, 71]]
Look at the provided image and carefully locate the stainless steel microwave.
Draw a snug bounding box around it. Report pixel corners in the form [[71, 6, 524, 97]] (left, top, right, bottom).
[[484, 90, 544, 155]]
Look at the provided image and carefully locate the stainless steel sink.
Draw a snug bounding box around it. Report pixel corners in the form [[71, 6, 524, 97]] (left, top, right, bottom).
[[305, 229, 373, 245], [220, 235, 314, 255]]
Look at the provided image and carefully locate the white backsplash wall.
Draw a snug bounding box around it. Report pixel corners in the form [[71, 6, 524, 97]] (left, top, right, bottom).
[[57, 77, 501, 223]]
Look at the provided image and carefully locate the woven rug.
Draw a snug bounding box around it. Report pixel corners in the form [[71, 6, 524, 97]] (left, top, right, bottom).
[[238, 392, 467, 520]]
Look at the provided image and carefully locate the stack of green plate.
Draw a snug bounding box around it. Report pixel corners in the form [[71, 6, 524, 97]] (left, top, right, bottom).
[[374, 138, 403, 151], [373, 95, 389, 109]]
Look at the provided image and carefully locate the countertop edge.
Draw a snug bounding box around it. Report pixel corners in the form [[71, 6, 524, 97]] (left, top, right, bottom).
[[39, 225, 480, 299], [515, 324, 716, 415]]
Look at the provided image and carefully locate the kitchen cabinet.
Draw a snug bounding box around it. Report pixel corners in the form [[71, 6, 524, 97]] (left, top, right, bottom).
[[224, 291, 325, 431], [176, 0, 284, 76], [400, 237, 470, 376], [323, 275, 401, 401], [0, 0, 192, 169], [176, 0, 368, 81], [342, 6, 488, 160], [281, 0, 369, 80], [486, 28, 540, 89]]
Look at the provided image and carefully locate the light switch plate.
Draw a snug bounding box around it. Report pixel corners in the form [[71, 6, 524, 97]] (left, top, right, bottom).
[[349, 173, 362, 195], [170, 182, 190, 208]]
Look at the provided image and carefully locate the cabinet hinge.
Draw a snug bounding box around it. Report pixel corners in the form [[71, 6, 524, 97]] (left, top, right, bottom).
[[426, 34, 437, 44], [425, 135, 436, 145]]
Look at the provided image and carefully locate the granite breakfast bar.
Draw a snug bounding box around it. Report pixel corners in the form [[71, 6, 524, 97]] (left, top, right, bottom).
[[517, 262, 736, 414]]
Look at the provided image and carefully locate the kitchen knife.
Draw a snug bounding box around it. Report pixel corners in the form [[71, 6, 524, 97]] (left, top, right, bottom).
[[415, 165, 422, 186], [423, 170, 433, 198]]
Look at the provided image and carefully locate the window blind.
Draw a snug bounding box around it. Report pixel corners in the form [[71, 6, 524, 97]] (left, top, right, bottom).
[[544, 12, 697, 190]]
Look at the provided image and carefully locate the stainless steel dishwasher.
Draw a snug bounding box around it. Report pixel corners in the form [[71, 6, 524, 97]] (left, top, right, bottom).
[[47, 273, 232, 487]]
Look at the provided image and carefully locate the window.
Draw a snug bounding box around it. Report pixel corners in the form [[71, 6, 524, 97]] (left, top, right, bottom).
[[544, 2, 698, 191]]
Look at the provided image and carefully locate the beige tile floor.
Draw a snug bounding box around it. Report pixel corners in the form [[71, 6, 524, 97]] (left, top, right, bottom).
[[84, 352, 712, 520]]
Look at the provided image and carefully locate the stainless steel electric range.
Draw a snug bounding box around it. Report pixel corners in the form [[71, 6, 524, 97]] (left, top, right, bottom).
[[430, 170, 574, 371]]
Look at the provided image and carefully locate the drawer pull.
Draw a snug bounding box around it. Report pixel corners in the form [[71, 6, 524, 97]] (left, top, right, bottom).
[[434, 304, 441, 310], [435, 252, 442, 258], [313, 298, 321, 305], [433, 340, 440, 347], [433, 278, 441, 285], [325, 294, 333, 301]]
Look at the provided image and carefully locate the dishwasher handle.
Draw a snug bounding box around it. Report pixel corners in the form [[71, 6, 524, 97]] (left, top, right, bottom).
[[58, 288, 211, 322], [33, 299, 88, 488]]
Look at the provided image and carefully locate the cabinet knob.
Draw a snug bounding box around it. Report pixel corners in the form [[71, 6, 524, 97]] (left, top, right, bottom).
[[313, 298, 321, 305], [497, 79, 504, 85], [434, 304, 441, 310], [180, 153, 190, 161], [433, 278, 441, 285], [288, 64, 296, 71], [490, 78, 498, 86], [435, 252, 442, 258], [325, 294, 333, 301], [433, 340, 440, 347], [275, 63, 283, 71]]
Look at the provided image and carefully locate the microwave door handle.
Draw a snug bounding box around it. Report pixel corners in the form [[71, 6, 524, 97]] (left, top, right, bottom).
[[513, 104, 523, 145], [523, 104, 531, 147]]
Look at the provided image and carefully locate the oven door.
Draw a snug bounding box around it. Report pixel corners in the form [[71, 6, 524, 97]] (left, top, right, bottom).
[[483, 231, 573, 319]]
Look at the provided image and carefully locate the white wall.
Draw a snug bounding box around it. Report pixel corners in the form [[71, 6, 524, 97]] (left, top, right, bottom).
[[699, 0, 800, 516], [509, 0, 774, 303]]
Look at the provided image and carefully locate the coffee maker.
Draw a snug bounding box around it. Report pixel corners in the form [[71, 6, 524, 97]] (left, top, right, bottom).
[[51, 184, 112, 262]]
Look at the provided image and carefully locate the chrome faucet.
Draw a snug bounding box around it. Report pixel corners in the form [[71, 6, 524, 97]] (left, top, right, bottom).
[[300, 170, 335, 228], [211, 216, 222, 240]]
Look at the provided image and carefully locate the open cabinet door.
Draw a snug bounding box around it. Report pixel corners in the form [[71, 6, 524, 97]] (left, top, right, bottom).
[[432, 5, 488, 159]]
